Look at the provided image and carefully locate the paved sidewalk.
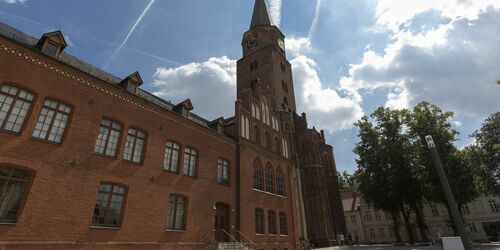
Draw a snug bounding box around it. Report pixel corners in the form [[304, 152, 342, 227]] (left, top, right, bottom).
[[314, 242, 500, 250]]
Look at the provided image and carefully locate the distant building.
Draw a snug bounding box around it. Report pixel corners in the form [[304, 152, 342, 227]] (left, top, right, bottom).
[[0, 1, 345, 249], [342, 190, 500, 244]]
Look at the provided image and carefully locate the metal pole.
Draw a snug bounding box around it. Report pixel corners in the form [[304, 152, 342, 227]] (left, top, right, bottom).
[[425, 135, 472, 250]]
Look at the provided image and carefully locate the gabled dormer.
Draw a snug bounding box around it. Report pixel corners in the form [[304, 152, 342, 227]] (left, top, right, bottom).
[[209, 117, 225, 133], [36, 31, 67, 57], [173, 99, 193, 118], [119, 72, 143, 94]]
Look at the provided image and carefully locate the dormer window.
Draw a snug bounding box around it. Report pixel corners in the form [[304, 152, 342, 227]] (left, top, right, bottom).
[[119, 72, 143, 94], [173, 99, 193, 118], [36, 31, 67, 57]]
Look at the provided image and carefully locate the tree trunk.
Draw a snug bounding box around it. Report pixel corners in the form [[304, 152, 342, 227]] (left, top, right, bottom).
[[401, 204, 415, 244], [391, 211, 402, 243], [412, 203, 429, 242]]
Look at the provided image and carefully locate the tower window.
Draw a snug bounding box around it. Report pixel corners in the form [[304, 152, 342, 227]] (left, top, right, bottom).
[[250, 61, 258, 71], [280, 62, 286, 72], [284, 97, 289, 106]]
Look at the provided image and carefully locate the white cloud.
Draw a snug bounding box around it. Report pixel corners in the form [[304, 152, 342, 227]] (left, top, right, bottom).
[[375, 0, 500, 32], [2, 0, 27, 4], [341, 6, 500, 117], [291, 56, 364, 132], [152, 56, 236, 120], [269, 0, 282, 27]]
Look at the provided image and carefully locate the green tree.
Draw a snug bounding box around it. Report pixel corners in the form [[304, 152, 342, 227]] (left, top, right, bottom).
[[473, 111, 500, 193], [354, 108, 422, 243], [408, 102, 482, 233]]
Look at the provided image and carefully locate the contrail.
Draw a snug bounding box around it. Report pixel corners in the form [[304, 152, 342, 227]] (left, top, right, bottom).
[[0, 8, 181, 67], [308, 0, 322, 39], [269, 0, 282, 27], [109, 0, 156, 63]]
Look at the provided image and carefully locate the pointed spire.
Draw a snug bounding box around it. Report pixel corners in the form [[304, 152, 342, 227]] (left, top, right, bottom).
[[250, 0, 273, 28]]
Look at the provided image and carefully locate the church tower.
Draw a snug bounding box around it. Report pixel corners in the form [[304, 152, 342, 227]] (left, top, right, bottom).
[[234, 1, 346, 248], [237, 0, 297, 113]]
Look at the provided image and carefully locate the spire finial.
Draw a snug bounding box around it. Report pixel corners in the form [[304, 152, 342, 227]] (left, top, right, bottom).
[[250, 0, 273, 28]]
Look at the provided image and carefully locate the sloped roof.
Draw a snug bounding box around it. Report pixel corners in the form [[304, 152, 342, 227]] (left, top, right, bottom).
[[250, 0, 273, 28]]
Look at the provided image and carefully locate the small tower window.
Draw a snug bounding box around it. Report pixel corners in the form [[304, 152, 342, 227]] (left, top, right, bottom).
[[44, 42, 59, 56]]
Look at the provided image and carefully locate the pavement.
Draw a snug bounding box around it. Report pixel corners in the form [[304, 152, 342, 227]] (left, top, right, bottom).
[[314, 242, 500, 250]]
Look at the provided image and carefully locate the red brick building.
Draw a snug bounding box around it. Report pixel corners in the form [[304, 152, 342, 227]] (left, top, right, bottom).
[[0, 1, 345, 249]]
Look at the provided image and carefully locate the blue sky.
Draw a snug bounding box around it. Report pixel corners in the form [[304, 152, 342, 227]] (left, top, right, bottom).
[[1, 0, 499, 173]]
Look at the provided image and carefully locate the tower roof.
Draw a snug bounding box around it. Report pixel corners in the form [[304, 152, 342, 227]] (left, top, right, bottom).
[[250, 0, 273, 28]]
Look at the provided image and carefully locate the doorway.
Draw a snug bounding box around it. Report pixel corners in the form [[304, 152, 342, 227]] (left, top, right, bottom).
[[215, 202, 230, 242]]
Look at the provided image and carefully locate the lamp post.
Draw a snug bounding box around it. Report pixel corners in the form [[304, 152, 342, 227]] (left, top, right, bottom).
[[425, 135, 472, 250]]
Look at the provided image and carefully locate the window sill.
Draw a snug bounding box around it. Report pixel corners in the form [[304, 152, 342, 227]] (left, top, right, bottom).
[[121, 159, 143, 166], [90, 226, 120, 230], [269, 234, 278, 237], [92, 153, 118, 160], [255, 233, 265, 236], [0, 222, 16, 226], [29, 137, 64, 146], [163, 169, 179, 174], [166, 229, 186, 233], [0, 129, 22, 136], [252, 188, 287, 199], [280, 234, 289, 237]]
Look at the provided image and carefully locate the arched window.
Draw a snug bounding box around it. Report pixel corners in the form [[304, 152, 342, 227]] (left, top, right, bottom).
[[93, 182, 127, 227], [253, 159, 263, 190], [0, 84, 35, 133], [276, 167, 285, 196], [167, 194, 188, 230], [0, 165, 34, 223], [254, 126, 260, 145], [265, 163, 274, 193]]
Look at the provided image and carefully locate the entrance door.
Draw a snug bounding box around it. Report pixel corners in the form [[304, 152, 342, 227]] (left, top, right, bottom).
[[215, 203, 230, 242]]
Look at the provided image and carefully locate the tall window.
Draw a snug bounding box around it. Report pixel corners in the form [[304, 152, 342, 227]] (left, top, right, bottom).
[[32, 99, 72, 143], [0, 166, 33, 223], [253, 159, 263, 190], [265, 164, 274, 193], [369, 228, 375, 238], [217, 159, 229, 184], [123, 128, 146, 163], [462, 204, 471, 215], [240, 115, 250, 139], [350, 215, 356, 224], [268, 210, 276, 235], [167, 194, 187, 230], [274, 137, 280, 153], [365, 210, 372, 221], [488, 200, 498, 212], [279, 212, 288, 235], [164, 141, 180, 172], [276, 167, 285, 196], [0, 84, 34, 133], [92, 183, 127, 227], [282, 139, 289, 158], [255, 208, 264, 234], [183, 147, 197, 177], [94, 119, 122, 157], [431, 205, 440, 216]]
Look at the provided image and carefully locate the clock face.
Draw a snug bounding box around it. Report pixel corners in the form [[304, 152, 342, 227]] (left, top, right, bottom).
[[278, 39, 285, 51], [247, 36, 258, 48]]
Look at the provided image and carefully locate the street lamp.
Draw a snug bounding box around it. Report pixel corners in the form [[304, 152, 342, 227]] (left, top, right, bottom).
[[425, 135, 472, 250]]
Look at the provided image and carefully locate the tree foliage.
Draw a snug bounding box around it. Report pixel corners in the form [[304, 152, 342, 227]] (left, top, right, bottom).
[[353, 102, 487, 241], [473, 111, 500, 193]]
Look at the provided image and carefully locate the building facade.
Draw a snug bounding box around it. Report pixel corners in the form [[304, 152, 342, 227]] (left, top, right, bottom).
[[0, 1, 345, 249], [342, 190, 500, 245]]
